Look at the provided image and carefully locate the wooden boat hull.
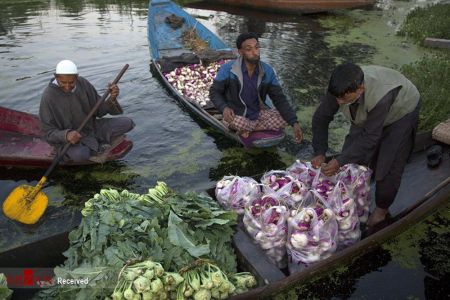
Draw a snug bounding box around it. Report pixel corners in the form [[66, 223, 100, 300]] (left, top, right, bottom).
[[1, 133, 448, 298], [0, 106, 133, 168], [148, 0, 286, 148], [202, 0, 376, 14]]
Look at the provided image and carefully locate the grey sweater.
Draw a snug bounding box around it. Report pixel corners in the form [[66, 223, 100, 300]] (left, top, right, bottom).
[[39, 76, 122, 152]]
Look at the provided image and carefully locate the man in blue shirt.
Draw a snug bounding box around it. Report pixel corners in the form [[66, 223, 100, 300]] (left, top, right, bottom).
[[210, 32, 303, 142]]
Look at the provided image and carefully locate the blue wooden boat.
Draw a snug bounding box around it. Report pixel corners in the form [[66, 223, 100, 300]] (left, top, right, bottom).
[[147, 0, 286, 148]]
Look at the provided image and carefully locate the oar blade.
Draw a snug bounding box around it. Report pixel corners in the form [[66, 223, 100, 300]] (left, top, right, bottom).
[[2, 185, 48, 225]]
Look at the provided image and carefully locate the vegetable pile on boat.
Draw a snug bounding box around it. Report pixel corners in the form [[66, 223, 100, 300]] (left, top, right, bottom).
[[215, 160, 372, 271], [111, 258, 255, 300], [163, 60, 227, 107], [35, 182, 256, 299]]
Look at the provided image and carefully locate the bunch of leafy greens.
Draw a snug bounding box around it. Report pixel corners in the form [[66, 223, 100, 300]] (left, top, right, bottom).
[[0, 273, 13, 300], [35, 183, 237, 299]]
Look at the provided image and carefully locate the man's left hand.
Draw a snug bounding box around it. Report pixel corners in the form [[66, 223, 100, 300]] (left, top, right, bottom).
[[292, 123, 303, 143], [108, 83, 120, 99], [322, 158, 340, 176]]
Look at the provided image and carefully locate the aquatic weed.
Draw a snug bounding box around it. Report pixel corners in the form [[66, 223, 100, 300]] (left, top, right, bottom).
[[397, 3, 450, 44], [401, 53, 450, 131]]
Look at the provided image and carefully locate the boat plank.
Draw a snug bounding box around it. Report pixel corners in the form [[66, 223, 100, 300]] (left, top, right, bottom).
[[232, 227, 286, 285], [423, 38, 450, 49], [201, 0, 376, 14]]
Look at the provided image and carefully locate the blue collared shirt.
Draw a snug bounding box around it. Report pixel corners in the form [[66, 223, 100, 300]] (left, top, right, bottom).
[[240, 61, 260, 120]]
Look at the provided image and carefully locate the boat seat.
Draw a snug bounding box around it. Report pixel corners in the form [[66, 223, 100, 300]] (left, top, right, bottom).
[[432, 118, 450, 145]]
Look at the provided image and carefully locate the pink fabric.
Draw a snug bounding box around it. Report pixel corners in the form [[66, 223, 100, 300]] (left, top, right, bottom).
[[239, 130, 284, 148]]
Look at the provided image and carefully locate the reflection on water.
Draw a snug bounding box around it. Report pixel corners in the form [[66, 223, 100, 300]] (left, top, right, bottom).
[[0, 0, 447, 298]]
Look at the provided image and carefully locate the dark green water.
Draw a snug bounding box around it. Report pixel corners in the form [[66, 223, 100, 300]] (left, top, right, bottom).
[[0, 0, 448, 298]]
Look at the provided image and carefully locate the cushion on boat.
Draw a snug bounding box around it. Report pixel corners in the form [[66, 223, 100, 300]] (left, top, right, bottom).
[[432, 118, 450, 145], [240, 130, 285, 148]]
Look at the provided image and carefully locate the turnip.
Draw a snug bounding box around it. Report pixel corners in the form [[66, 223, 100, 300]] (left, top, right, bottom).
[[133, 276, 150, 293], [123, 283, 135, 300], [150, 277, 163, 294], [290, 232, 308, 248]]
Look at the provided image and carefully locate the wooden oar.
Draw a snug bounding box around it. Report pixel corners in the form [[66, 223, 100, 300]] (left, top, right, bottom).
[[2, 64, 129, 225]]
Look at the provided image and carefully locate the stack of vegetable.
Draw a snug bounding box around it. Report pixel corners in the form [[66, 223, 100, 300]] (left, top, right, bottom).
[[177, 260, 256, 300], [112, 259, 181, 300], [163, 60, 226, 107], [110, 258, 257, 300], [215, 176, 261, 214], [215, 160, 372, 271], [35, 182, 244, 299], [243, 195, 289, 268]]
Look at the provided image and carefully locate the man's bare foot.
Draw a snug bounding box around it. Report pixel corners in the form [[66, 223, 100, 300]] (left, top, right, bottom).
[[240, 131, 250, 138], [367, 207, 389, 227]]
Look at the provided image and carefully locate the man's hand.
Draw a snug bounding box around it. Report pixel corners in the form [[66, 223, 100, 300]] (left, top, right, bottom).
[[66, 130, 81, 144], [322, 158, 340, 176], [223, 107, 235, 123], [292, 123, 303, 143], [108, 83, 120, 99], [311, 154, 326, 169]]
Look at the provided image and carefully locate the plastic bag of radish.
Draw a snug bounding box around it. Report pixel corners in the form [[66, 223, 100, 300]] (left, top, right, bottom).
[[275, 178, 310, 209], [311, 171, 336, 200], [243, 194, 289, 268], [260, 170, 295, 193], [320, 183, 360, 249], [286, 160, 317, 187], [336, 164, 372, 223], [215, 176, 261, 214], [286, 191, 338, 267]]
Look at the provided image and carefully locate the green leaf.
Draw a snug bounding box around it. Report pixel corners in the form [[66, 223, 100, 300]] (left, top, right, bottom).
[[167, 211, 210, 257]]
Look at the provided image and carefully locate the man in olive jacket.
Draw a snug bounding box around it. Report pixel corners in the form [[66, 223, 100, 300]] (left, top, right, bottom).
[[210, 32, 303, 143], [311, 62, 420, 227]]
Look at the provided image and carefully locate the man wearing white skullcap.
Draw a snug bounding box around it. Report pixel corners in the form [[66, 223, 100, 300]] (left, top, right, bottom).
[[39, 60, 134, 162]]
